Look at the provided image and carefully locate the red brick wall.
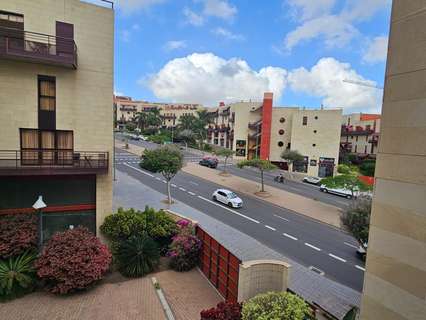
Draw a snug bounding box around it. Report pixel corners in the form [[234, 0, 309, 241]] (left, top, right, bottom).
[[260, 92, 273, 160]]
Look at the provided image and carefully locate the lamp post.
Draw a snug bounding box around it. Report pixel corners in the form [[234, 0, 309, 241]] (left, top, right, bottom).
[[32, 195, 47, 250]]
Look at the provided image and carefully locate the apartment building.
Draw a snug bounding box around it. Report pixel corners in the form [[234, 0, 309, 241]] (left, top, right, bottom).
[[207, 93, 342, 177], [341, 113, 381, 157], [360, 1, 426, 319], [0, 0, 114, 241], [114, 95, 204, 129]]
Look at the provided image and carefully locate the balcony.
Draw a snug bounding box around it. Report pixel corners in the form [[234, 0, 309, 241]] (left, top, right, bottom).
[[0, 150, 108, 176], [0, 27, 77, 69], [341, 125, 374, 136]]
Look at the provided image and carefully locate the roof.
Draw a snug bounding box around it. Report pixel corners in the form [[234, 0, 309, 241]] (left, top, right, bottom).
[[360, 114, 381, 121]]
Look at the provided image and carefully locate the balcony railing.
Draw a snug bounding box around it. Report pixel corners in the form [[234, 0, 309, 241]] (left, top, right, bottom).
[[0, 27, 77, 69], [0, 150, 108, 175]]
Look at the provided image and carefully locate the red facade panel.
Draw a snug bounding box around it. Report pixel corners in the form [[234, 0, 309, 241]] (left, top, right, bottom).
[[260, 92, 273, 160]]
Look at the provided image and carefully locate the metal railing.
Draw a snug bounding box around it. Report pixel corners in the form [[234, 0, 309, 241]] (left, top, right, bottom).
[[0, 150, 108, 171], [0, 26, 77, 68]]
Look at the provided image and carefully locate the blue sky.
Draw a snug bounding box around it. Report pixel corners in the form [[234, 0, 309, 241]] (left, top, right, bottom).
[[112, 0, 391, 113]]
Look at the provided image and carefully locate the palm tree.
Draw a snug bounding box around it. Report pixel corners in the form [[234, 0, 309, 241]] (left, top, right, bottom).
[[178, 114, 197, 131], [193, 110, 214, 150]]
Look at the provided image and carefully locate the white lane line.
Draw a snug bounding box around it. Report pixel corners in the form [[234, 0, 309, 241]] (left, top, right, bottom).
[[179, 187, 186, 192], [189, 181, 199, 186], [188, 191, 196, 196], [283, 233, 298, 241], [155, 177, 162, 181], [355, 265, 366, 271], [305, 242, 321, 251], [197, 195, 260, 224], [171, 184, 177, 187], [161, 180, 167, 184], [329, 253, 347, 263], [344, 242, 359, 249], [123, 163, 154, 177], [273, 214, 289, 222], [265, 225, 276, 231]]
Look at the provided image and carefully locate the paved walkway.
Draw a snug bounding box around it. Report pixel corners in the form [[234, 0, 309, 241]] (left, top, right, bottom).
[[182, 162, 342, 228]]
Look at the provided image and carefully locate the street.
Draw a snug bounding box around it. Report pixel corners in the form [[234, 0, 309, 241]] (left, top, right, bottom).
[[115, 149, 365, 292]]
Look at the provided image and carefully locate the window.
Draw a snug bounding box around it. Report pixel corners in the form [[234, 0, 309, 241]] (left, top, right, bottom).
[[302, 116, 308, 126], [364, 145, 367, 153], [279, 117, 285, 123], [278, 129, 285, 135], [312, 144, 316, 147], [356, 136, 358, 142], [314, 116, 318, 120], [313, 130, 317, 133], [355, 145, 358, 153], [278, 141, 284, 147], [38, 76, 56, 111]]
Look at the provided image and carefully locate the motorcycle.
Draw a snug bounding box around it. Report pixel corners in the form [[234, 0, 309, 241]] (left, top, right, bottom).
[[274, 175, 285, 183]]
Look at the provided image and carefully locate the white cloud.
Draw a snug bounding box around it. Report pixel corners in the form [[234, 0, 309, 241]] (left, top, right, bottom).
[[163, 40, 187, 51], [121, 30, 131, 42], [285, 15, 358, 50], [146, 53, 287, 106], [203, 0, 237, 20], [287, 0, 336, 21], [212, 27, 244, 41], [183, 7, 205, 26], [362, 36, 388, 64], [287, 57, 382, 112], [118, 0, 166, 13], [283, 0, 391, 51]]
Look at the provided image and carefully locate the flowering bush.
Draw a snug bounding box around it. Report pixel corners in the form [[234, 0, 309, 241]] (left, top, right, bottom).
[[0, 213, 37, 259], [168, 222, 201, 272], [200, 301, 242, 320], [35, 227, 111, 294]]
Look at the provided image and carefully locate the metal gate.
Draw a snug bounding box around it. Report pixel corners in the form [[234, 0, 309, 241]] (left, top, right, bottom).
[[196, 226, 241, 302]]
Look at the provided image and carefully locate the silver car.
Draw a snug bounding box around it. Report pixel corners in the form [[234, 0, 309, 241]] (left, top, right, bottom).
[[212, 189, 243, 208]]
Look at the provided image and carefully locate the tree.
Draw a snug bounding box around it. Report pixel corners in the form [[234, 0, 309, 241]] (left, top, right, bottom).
[[213, 147, 234, 174], [341, 195, 371, 243], [178, 114, 197, 131], [193, 110, 214, 150], [141, 146, 183, 204], [359, 160, 376, 177], [178, 129, 195, 149], [237, 159, 276, 192], [321, 173, 372, 198], [280, 149, 304, 173], [135, 108, 162, 131]]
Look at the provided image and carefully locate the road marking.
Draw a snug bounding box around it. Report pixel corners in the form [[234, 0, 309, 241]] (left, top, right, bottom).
[[305, 242, 321, 251], [197, 195, 260, 224], [161, 180, 167, 184], [309, 266, 325, 276], [189, 181, 199, 186], [344, 242, 359, 249], [123, 163, 154, 177], [155, 177, 162, 181], [179, 187, 186, 192], [188, 191, 196, 196], [355, 265, 366, 271], [273, 214, 289, 222], [283, 233, 298, 241], [329, 253, 347, 263], [171, 184, 177, 187], [265, 225, 276, 231]]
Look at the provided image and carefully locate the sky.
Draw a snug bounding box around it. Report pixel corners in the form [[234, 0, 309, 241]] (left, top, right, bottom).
[[110, 0, 391, 113]]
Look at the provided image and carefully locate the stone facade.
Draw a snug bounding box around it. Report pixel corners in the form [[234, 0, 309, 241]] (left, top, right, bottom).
[[360, 1, 426, 319]]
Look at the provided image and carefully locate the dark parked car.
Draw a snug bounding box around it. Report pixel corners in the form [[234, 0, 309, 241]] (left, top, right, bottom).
[[199, 157, 218, 169]]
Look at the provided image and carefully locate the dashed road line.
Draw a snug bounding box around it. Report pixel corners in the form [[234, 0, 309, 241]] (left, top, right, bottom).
[[344, 242, 359, 249], [355, 265, 366, 271], [283, 233, 298, 241], [265, 225, 276, 231], [197, 195, 260, 224], [188, 191, 196, 196], [179, 187, 186, 192], [171, 184, 177, 187], [123, 163, 154, 177], [305, 242, 321, 251], [273, 214, 289, 222], [329, 253, 347, 263], [155, 177, 162, 181]]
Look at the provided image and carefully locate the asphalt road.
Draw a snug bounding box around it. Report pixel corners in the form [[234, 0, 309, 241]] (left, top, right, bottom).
[[115, 133, 350, 209], [115, 150, 365, 292]]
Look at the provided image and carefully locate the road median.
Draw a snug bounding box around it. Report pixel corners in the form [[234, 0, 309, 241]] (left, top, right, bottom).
[[182, 162, 342, 228]]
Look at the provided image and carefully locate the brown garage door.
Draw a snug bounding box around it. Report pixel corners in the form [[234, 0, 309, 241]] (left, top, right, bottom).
[[196, 226, 241, 302]]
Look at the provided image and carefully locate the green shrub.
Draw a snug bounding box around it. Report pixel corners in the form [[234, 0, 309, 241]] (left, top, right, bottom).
[[115, 234, 160, 277], [241, 291, 312, 320], [359, 161, 375, 177], [0, 250, 37, 301]]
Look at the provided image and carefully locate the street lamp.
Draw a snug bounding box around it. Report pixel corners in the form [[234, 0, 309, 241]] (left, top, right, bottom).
[[32, 195, 47, 250]]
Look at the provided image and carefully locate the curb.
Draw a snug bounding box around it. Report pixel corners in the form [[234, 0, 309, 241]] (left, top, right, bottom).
[[151, 277, 175, 320]]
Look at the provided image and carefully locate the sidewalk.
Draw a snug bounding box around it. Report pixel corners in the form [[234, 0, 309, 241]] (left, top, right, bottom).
[[182, 162, 342, 228]]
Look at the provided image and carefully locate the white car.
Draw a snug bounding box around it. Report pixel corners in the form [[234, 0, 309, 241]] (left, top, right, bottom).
[[319, 184, 356, 199], [212, 189, 243, 208], [303, 176, 322, 185]]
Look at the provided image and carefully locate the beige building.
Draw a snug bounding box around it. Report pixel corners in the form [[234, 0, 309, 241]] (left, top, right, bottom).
[[0, 0, 114, 239], [341, 113, 381, 157], [360, 1, 426, 319], [114, 95, 203, 129], [207, 93, 342, 177]]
